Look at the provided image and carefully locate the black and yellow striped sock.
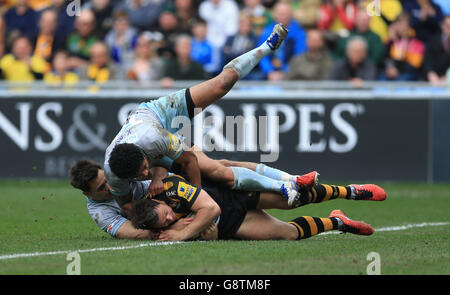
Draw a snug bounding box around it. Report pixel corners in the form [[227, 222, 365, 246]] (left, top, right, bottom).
[[289, 216, 340, 240], [309, 184, 351, 203]]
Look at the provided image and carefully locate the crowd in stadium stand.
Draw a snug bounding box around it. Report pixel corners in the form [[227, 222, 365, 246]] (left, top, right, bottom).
[[1, 0, 450, 86]]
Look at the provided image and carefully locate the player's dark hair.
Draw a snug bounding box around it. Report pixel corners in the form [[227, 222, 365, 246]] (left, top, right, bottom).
[[131, 199, 160, 229], [69, 160, 102, 192], [109, 143, 144, 179]]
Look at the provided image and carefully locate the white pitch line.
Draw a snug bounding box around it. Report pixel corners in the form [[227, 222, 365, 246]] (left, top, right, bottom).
[[319, 221, 450, 236], [1, 222, 449, 261], [0, 241, 186, 261]]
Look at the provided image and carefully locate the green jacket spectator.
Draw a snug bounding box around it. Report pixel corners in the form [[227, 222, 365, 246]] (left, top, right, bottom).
[[334, 9, 385, 67]]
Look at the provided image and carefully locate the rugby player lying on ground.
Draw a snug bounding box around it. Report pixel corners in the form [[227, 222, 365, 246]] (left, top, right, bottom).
[[69, 159, 315, 239], [104, 23, 317, 215], [131, 175, 386, 241], [69, 160, 386, 240]]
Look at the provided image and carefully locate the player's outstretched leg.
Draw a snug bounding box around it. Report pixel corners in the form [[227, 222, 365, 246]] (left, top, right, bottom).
[[233, 209, 373, 240], [328, 209, 374, 235], [233, 210, 340, 240], [291, 183, 387, 208], [189, 23, 288, 110], [289, 209, 374, 240], [218, 160, 319, 188], [191, 148, 312, 207]]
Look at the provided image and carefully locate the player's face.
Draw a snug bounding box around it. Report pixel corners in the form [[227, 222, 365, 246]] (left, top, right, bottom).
[[136, 158, 150, 181], [87, 169, 112, 201], [155, 202, 178, 229]]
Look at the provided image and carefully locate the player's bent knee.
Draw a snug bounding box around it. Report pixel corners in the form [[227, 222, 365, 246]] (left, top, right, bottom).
[[218, 70, 238, 92], [218, 159, 232, 167]]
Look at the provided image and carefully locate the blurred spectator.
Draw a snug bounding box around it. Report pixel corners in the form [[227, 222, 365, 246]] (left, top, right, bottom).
[[105, 10, 138, 74], [43, 50, 79, 85], [162, 35, 205, 87], [48, 0, 76, 46], [261, 0, 277, 8], [66, 9, 99, 70], [157, 11, 181, 60], [361, 0, 403, 43], [80, 42, 118, 83], [223, 14, 257, 65], [285, 29, 334, 80], [158, 10, 181, 38], [33, 9, 65, 64], [329, 36, 377, 86], [82, 0, 115, 39], [115, 0, 166, 31], [380, 13, 425, 81], [3, 0, 39, 50], [0, 36, 46, 81], [172, 0, 200, 34], [199, 0, 239, 74], [334, 8, 385, 67], [423, 15, 450, 85], [402, 0, 444, 43], [191, 19, 213, 69], [125, 32, 164, 82], [318, 0, 357, 36], [241, 0, 273, 35], [258, 0, 307, 81], [291, 0, 322, 29], [433, 0, 450, 15]]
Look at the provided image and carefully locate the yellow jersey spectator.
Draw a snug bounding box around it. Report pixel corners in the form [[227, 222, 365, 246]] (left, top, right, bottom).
[[44, 50, 79, 85], [0, 36, 46, 81], [361, 0, 403, 43]]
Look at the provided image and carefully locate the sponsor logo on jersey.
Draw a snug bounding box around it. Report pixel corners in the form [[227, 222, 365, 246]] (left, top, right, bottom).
[[163, 181, 174, 190], [168, 133, 183, 154], [177, 182, 197, 202], [166, 190, 177, 197]]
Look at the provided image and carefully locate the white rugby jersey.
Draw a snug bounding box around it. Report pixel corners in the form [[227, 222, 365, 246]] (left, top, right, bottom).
[[87, 180, 151, 237], [104, 108, 184, 197]]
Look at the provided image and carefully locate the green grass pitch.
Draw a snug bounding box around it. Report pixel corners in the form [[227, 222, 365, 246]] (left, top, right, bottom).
[[0, 180, 449, 275]]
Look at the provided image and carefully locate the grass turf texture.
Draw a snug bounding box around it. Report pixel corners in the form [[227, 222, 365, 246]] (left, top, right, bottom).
[[0, 180, 449, 275]]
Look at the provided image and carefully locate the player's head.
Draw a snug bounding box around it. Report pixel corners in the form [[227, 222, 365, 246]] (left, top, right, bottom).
[[69, 160, 111, 201], [109, 143, 150, 180], [131, 198, 177, 229]]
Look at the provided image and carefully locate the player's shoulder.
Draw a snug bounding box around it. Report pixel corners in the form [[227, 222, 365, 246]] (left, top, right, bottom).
[[161, 174, 185, 190], [163, 175, 199, 203], [86, 197, 121, 214]]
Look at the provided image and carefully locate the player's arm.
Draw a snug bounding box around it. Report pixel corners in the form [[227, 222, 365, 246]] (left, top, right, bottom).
[[115, 220, 159, 240], [89, 203, 155, 239], [200, 222, 219, 240], [147, 166, 169, 196], [168, 218, 218, 240], [159, 189, 221, 241], [173, 150, 202, 187], [113, 192, 133, 216], [155, 129, 202, 187], [105, 167, 134, 215]]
